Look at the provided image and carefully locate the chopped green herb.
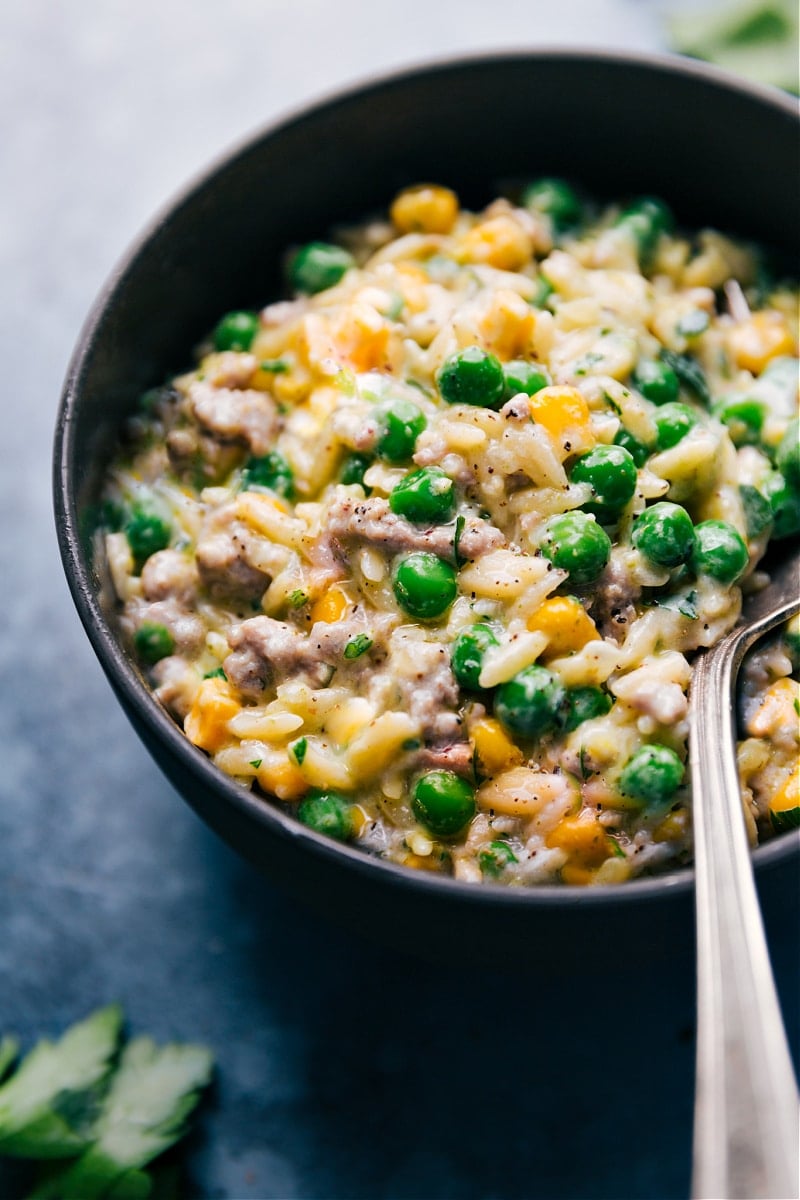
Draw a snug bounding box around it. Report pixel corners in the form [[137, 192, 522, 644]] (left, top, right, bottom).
[[453, 514, 467, 566], [572, 351, 604, 377], [291, 738, 308, 765], [203, 666, 227, 680], [656, 588, 699, 620], [578, 746, 591, 782], [659, 348, 712, 406], [402, 738, 421, 751], [739, 484, 773, 537], [343, 634, 373, 660], [288, 589, 308, 608], [249, 759, 262, 769], [259, 358, 290, 373]]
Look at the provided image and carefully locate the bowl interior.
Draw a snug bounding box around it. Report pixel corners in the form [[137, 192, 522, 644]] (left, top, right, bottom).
[[55, 50, 800, 954]]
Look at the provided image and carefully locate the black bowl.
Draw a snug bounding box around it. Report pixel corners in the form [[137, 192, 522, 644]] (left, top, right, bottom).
[[54, 50, 799, 965]]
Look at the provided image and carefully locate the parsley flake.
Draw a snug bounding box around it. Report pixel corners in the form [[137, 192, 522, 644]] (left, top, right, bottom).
[[344, 634, 373, 660]]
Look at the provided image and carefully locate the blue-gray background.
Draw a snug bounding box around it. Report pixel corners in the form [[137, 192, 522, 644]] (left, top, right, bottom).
[[1, 4, 797, 1198]]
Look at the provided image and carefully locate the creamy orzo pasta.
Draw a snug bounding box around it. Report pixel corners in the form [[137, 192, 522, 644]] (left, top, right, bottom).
[[97, 181, 800, 885]]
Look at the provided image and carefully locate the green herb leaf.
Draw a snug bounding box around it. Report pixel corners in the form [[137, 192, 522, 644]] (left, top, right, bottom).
[[202, 666, 227, 680], [249, 759, 262, 769], [31, 1039, 213, 1200], [739, 484, 773, 537], [453, 514, 466, 567], [259, 358, 290, 373], [0, 1006, 123, 1159], [343, 634, 372, 660], [659, 348, 712, 407], [291, 737, 308, 765], [656, 588, 699, 620], [287, 589, 308, 609]]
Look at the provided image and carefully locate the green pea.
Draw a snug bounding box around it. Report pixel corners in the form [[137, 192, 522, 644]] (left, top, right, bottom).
[[288, 242, 355, 294], [339, 452, 372, 488], [412, 770, 476, 838], [437, 346, 505, 409], [714, 399, 766, 447], [633, 359, 680, 406], [763, 472, 800, 540], [539, 512, 611, 585], [618, 744, 684, 808], [691, 520, 749, 584], [570, 444, 638, 520], [613, 427, 651, 468], [616, 197, 674, 262], [502, 359, 551, 401], [213, 310, 260, 352], [653, 402, 699, 451], [478, 840, 518, 878], [521, 178, 582, 229], [393, 553, 457, 619], [242, 451, 294, 498], [297, 791, 353, 842], [632, 502, 695, 568], [375, 398, 427, 462], [563, 687, 613, 733], [125, 508, 171, 565], [451, 623, 500, 690], [776, 417, 800, 489], [494, 664, 566, 739], [389, 467, 455, 524], [133, 622, 174, 665]]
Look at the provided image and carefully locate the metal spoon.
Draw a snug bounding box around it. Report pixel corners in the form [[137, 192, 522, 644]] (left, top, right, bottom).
[[690, 550, 800, 1200]]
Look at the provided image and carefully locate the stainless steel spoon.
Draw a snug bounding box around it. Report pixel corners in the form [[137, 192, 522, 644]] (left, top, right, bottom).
[[690, 550, 800, 1200]]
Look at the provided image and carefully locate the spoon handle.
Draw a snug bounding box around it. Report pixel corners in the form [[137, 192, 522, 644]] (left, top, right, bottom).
[[690, 605, 800, 1200]]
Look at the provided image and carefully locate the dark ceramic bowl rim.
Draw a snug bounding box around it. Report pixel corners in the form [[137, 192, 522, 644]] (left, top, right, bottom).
[[54, 46, 799, 912]]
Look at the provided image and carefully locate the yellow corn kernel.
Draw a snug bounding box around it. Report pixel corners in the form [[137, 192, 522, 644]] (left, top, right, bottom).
[[459, 215, 531, 271], [310, 584, 351, 624], [349, 804, 370, 837], [479, 288, 536, 359], [471, 717, 523, 776], [526, 596, 598, 659], [546, 810, 613, 868], [184, 678, 241, 754], [332, 302, 392, 372], [746, 677, 799, 738], [390, 184, 459, 235], [770, 765, 800, 823], [255, 755, 308, 802], [653, 806, 690, 844], [404, 851, 445, 873], [560, 864, 595, 886], [528, 385, 593, 449], [727, 311, 797, 374]]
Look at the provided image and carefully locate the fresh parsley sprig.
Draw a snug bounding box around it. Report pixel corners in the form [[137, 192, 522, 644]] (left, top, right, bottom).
[[0, 1008, 213, 1200]]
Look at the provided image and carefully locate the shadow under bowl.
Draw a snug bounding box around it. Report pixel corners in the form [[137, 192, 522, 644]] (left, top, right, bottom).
[[54, 50, 800, 966]]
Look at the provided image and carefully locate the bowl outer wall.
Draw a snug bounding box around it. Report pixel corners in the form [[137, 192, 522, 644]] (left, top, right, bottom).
[[54, 50, 799, 965]]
